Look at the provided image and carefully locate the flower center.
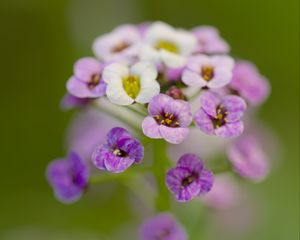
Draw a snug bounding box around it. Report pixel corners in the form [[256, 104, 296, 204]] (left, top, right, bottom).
[[157, 229, 171, 240], [154, 112, 180, 128], [201, 65, 214, 81], [155, 40, 178, 53], [212, 105, 228, 128], [88, 74, 101, 89], [122, 75, 141, 99], [111, 41, 130, 53], [181, 173, 198, 187], [112, 148, 128, 157]]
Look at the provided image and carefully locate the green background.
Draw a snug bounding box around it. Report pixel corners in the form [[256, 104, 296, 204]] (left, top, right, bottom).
[[0, 0, 299, 239]]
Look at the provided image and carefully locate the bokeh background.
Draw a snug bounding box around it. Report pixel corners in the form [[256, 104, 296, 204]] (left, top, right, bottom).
[[0, 0, 299, 239]]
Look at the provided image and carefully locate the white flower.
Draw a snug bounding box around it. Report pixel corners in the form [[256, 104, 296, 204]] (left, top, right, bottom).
[[140, 22, 197, 68], [92, 25, 141, 63], [103, 62, 160, 105]]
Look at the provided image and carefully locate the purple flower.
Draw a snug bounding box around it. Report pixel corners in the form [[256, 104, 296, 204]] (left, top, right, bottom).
[[66, 57, 106, 98], [229, 61, 270, 105], [227, 134, 269, 181], [194, 91, 247, 138], [92, 127, 144, 173], [46, 152, 89, 203], [182, 55, 234, 89], [192, 26, 230, 54], [139, 213, 187, 240], [142, 94, 192, 144], [166, 154, 214, 202], [60, 93, 91, 110]]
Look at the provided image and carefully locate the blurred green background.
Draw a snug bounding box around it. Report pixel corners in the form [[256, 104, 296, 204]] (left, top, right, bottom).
[[0, 0, 299, 239]]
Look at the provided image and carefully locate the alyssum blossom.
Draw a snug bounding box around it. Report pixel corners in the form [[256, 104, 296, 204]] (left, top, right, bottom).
[[46, 152, 89, 203], [195, 91, 247, 138], [139, 213, 187, 240], [142, 94, 192, 144], [66, 57, 106, 98], [92, 127, 144, 173], [166, 154, 214, 202], [103, 61, 160, 105]]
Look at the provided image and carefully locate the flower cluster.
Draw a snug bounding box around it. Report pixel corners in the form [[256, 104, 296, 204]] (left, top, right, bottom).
[[47, 21, 273, 239]]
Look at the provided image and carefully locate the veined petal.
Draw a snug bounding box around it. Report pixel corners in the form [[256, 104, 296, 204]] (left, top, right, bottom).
[[142, 116, 161, 139], [159, 125, 189, 144], [215, 121, 244, 138]]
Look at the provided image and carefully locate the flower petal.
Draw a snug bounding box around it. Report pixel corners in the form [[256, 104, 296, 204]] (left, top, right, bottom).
[[200, 91, 220, 117], [182, 69, 207, 88], [215, 121, 244, 138], [159, 125, 189, 144], [104, 154, 135, 173], [222, 95, 247, 122], [74, 57, 102, 82], [177, 154, 204, 173], [142, 116, 161, 139], [194, 108, 215, 135], [148, 94, 173, 116]]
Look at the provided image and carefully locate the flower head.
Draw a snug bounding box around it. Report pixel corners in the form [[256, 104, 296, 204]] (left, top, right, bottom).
[[229, 61, 270, 105], [46, 152, 89, 203], [166, 154, 214, 202], [227, 134, 269, 181], [139, 213, 187, 240], [142, 94, 192, 144], [103, 61, 160, 105], [141, 22, 196, 68], [92, 24, 141, 63], [194, 91, 247, 138], [92, 127, 144, 173], [66, 57, 106, 98], [182, 55, 234, 89], [192, 26, 230, 54]]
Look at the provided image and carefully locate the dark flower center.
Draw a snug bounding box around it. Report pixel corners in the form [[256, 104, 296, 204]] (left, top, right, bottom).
[[181, 173, 198, 187], [112, 148, 128, 157], [201, 65, 214, 81], [88, 74, 101, 89], [111, 41, 130, 53], [212, 105, 228, 128], [154, 112, 180, 128], [156, 228, 171, 240]]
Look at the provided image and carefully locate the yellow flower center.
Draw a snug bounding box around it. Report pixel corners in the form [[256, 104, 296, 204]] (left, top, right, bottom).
[[122, 75, 141, 99], [212, 105, 228, 128], [201, 65, 214, 81], [154, 112, 180, 128], [155, 40, 178, 53]]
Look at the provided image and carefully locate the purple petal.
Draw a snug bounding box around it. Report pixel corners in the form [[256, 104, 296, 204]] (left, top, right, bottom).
[[182, 69, 207, 87], [104, 154, 135, 173], [222, 95, 247, 122], [142, 116, 162, 139], [148, 94, 172, 116], [159, 125, 189, 144], [164, 100, 192, 127], [177, 154, 204, 173], [106, 127, 131, 147], [194, 108, 214, 135], [215, 121, 244, 138], [91, 145, 108, 170], [60, 93, 90, 110], [200, 91, 220, 117], [74, 57, 102, 82], [117, 137, 144, 163], [197, 169, 214, 195]]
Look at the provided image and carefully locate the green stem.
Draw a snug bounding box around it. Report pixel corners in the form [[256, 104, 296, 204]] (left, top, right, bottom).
[[152, 139, 172, 211]]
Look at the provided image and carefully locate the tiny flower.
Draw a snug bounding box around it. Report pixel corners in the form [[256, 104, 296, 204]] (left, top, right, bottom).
[[142, 94, 192, 144], [92, 127, 144, 173], [139, 213, 187, 240], [227, 134, 269, 181], [60, 93, 91, 110], [66, 57, 106, 98], [92, 24, 141, 63], [166, 154, 214, 202], [46, 152, 89, 203], [182, 55, 234, 89], [194, 91, 247, 138], [141, 21, 196, 68], [192, 26, 230, 54], [166, 86, 186, 100], [229, 61, 270, 105], [103, 61, 160, 105]]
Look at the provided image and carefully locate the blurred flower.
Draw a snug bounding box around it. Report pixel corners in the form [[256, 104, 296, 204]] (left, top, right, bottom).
[[46, 152, 89, 203], [202, 175, 240, 210], [142, 94, 192, 144], [227, 133, 269, 181], [164, 66, 184, 82], [229, 60, 270, 105], [192, 26, 230, 54], [103, 62, 160, 105], [66, 57, 106, 98], [182, 55, 234, 89], [92, 24, 141, 63], [60, 93, 91, 110], [141, 22, 196, 68], [92, 127, 144, 173], [165, 86, 186, 100], [166, 154, 214, 202], [195, 91, 247, 138], [139, 213, 187, 240]]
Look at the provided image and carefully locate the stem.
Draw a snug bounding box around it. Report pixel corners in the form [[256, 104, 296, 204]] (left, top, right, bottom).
[[126, 104, 147, 117], [152, 139, 172, 211]]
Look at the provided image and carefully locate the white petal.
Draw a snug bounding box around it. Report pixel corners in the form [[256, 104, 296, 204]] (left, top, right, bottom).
[[135, 80, 160, 103], [131, 61, 157, 81], [102, 63, 129, 84], [106, 80, 134, 105], [145, 21, 176, 45], [176, 30, 197, 56], [140, 44, 161, 64], [160, 50, 186, 68]]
